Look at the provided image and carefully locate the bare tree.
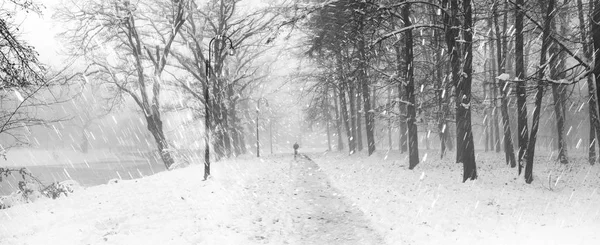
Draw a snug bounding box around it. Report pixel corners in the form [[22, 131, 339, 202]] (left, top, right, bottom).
[[0, 0, 68, 151], [55, 0, 188, 170]]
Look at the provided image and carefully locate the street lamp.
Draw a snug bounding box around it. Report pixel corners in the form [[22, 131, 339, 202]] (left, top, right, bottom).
[[256, 97, 268, 157], [203, 34, 235, 181]]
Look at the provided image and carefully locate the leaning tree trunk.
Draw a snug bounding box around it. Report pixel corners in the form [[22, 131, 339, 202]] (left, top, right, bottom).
[[525, 0, 554, 184], [403, 2, 419, 169], [147, 113, 175, 169], [494, 2, 516, 168], [515, 0, 529, 174]]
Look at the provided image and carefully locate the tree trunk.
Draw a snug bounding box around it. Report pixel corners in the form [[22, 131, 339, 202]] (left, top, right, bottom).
[[459, 0, 477, 181], [337, 52, 355, 154], [578, 0, 600, 165], [489, 18, 502, 153], [359, 40, 376, 155], [515, 0, 529, 174], [526, 0, 554, 184], [396, 42, 408, 154], [551, 83, 569, 164], [594, 0, 600, 165], [494, 1, 516, 168], [147, 114, 175, 170], [334, 88, 344, 151], [551, 2, 569, 164], [433, 16, 447, 158], [403, 2, 419, 169], [355, 83, 363, 152], [349, 75, 358, 154], [446, 0, 477, 181]]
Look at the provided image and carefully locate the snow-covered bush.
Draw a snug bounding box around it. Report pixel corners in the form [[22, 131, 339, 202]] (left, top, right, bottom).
[[0, 167, 81, 209]]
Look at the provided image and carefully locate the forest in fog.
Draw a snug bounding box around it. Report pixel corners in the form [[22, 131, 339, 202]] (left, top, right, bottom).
[[300, 0, 600, 183]]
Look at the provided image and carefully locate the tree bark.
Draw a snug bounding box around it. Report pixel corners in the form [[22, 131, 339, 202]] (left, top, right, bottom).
[[444, 0, 476, 181], [396, 41, 408, 154], [333, 88, 345, 151], [551, 2, 568, 164], [515, 0, 529, 174], [147, 114, 175, 170], [489, 17, 502, 153], [494, 1, 516, 168], [359, 31, 376, 155], [525, 0, 554, 184], [403, 2, 419, 169], [348, 68, 358, 154], [594, 1, 600, 159], [337, 52, 355, 154], [356, 83, 364, 152], [578, 0, 600, 164], [458, 0, 476, 181]]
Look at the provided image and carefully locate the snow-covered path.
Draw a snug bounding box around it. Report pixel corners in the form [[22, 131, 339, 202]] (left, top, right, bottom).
[[283, 154, 384, 244], [1, 154, 384, 244]]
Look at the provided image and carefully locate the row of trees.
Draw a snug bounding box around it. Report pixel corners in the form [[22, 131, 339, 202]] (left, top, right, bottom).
[[301, 0, 600, 183], [54, 0, 282, 177]]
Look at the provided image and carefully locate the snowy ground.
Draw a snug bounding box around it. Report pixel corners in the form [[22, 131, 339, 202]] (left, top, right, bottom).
[[0, 153, 381, 244], [2, 149, 600, 244], [314, 150, 600, 245]]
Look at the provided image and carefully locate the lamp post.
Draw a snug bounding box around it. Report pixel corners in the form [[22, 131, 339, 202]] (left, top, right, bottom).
[[256, 97, 268, 157], [203, 34, 235, 181]]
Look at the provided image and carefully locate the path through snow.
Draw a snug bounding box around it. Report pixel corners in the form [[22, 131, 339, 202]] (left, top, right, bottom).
[[282, 154, 384, 244]]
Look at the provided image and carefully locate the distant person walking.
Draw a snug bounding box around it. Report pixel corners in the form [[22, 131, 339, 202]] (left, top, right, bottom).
[[293, 142, 299, 159]]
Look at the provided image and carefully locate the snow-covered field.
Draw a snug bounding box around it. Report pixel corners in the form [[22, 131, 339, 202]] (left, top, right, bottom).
[[2, 150, 600, 244], [315, 150, 600, 245]]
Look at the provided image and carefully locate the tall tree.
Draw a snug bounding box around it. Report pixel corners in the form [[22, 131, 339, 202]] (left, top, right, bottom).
[[594, 1, 600, 154], [525, 0, 554, 184], [515, 0, 528, 174], [577, 0, 600, 164], [444, 0, 476, 181], [493, 0, 516, 168], [358, 5, 376, 155], [550, 0, 569, 164], [56, 0, 188, 170], [403, 1, 419, 169]]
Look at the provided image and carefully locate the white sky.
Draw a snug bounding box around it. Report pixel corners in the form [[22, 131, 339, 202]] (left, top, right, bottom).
[[15, 0, 62, 66]]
